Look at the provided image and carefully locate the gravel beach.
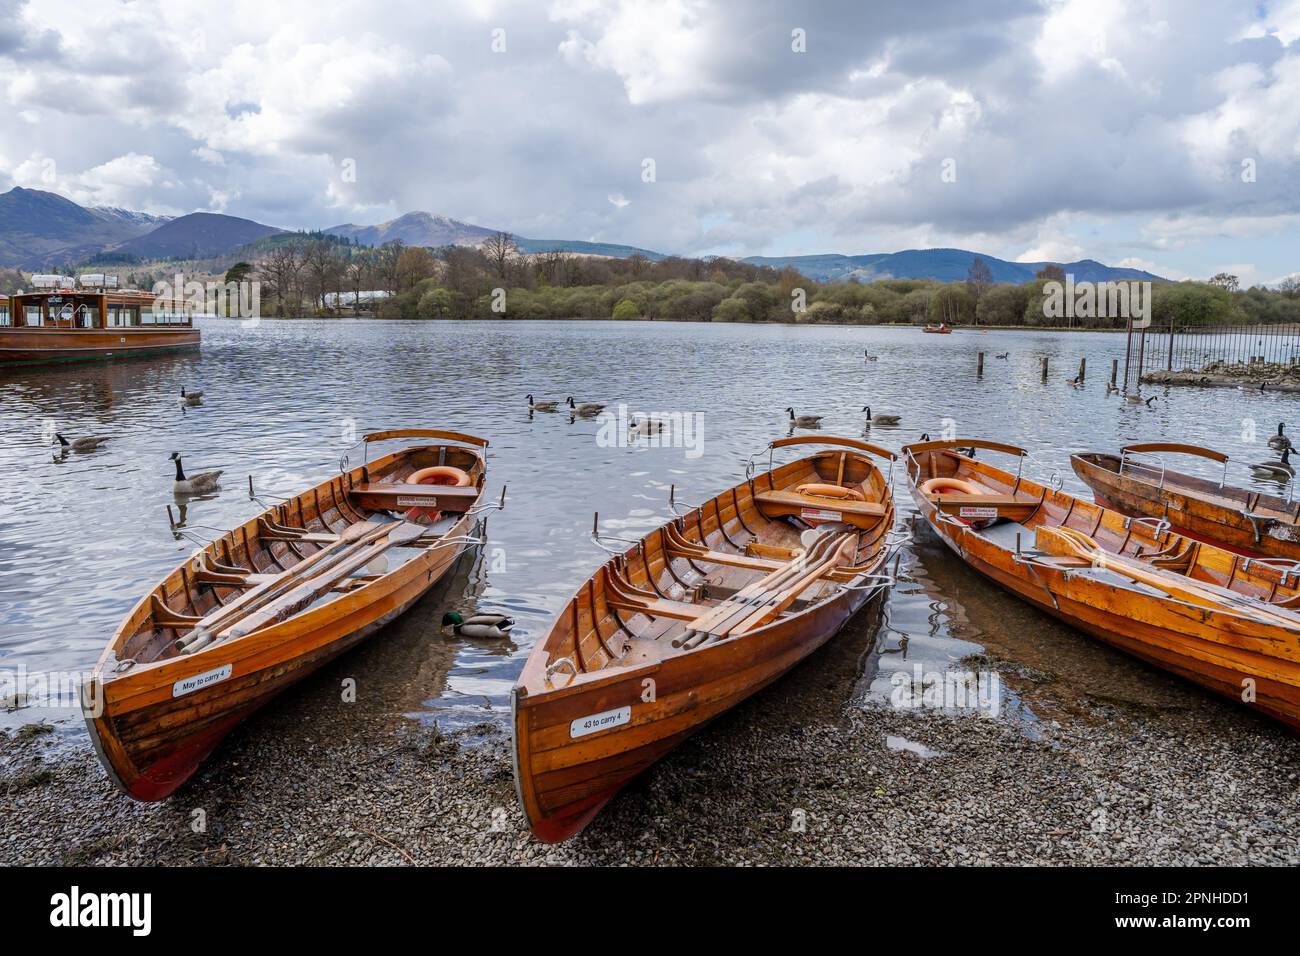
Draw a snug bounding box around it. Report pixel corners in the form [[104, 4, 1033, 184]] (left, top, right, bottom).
[[3, 596, 1298, 867]]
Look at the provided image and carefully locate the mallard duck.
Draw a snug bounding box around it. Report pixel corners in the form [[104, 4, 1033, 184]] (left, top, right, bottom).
[[1252, 448, 1294, 480], [53, 433, 109, 452], [527, 394, 559, 412], [442, 611, 515, 638], [863, 406, 900, 426], [180, 387, 203, 405], [629, 415, 666, 436], [567, 397, 606, 416], [171, 453, 223, 494], [1269, 423, 1291, 451], [786, 407, 822, 428]]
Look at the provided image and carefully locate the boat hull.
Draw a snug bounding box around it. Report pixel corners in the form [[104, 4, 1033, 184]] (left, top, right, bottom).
[[514, 582, 881, 842], [0, 327, 200, 367], [1072, 452, 1300, 561], [512, 437, 897, 842], [85, 432, 487, 799], [909, 442, 1300, 733]]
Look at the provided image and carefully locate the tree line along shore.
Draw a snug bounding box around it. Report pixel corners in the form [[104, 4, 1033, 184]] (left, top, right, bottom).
[[5, 231, 1296, 329]]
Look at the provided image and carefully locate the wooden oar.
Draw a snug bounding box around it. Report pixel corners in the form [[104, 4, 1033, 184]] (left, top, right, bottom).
[[178, 519, 399, 652], [216, 521, 430, 644], [1035, 526, 1298, 629], [675, 533, 836, 643], [675, 531, 853, 647], [729, 536, 857, 636]]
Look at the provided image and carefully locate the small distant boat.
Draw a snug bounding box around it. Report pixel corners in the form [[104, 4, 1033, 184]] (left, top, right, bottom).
[[1073, 442, 1300, 561], [922, 323, 953, 334], [512, 436, 899, 842], [0, 274, 199, 367], [85, 428, 493, 800], [904, 436, 1300, 732]]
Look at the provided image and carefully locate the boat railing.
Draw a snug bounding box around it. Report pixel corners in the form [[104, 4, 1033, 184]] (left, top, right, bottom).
[[1119, 443, 1231, 492], [748, 435, 898, 487]]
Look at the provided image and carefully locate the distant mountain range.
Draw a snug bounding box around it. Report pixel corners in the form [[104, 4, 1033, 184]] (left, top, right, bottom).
[[0, 186, 1162, 283], [741, 250, 1163, 283]]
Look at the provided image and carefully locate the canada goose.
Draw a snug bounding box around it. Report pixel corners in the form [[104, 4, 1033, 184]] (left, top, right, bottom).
[[1252, 448, 1294, 480], [567, 396, 606, 416], [180, 387, 203, 405], [527, 394, 559, 412], [629, 415, 667, 436], [1239, 383, 1268, 393], [442, 611, 515, 639], [1067, 376, 1083, 388], [864, 350, 878, 361], [170, 453, 223, 494], [863, 406, 900, 426], [53, 433, 109, 452], [1269, 423, 1291, 451], [995, 352, 1009, 359], [1106, 382, 1119, 395], [786, 407, 822, 428]]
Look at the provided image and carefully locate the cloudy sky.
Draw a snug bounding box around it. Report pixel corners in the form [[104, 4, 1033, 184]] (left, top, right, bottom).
[[1, 0, 1298, 282]]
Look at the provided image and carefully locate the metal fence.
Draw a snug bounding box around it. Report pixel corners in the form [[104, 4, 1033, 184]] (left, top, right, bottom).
[[1126, 321, 1300, 390]]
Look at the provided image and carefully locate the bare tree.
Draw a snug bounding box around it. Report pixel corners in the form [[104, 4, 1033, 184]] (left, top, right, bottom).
[[261, 244, 303, 316], [481, 231, 517, 281]]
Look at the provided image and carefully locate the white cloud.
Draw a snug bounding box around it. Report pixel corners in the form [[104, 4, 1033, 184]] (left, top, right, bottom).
[[0, 0, 1295, 280]]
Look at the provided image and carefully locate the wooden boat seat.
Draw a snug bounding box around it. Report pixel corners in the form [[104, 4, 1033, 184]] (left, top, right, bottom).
[[348, 482, 478, 513], [754, 489, 885, 528]]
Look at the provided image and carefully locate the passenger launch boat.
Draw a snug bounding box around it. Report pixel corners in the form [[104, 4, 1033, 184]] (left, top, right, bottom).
[[905, 437, 1300, 733], [512, 436, 899, 842], [0, 274, 200, 366], [85, 428, 493, 800], [1072, 442, 1300, 561]]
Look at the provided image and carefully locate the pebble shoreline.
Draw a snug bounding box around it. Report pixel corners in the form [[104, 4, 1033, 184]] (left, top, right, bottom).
[[3, 633, 1298, 866]]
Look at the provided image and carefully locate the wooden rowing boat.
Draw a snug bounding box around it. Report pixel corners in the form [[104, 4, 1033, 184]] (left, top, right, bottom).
[[904, 437, 1300, 732], [1072, 442, 1300, 560], [511, 436, 899, 842], [84, 428, 493, 800]]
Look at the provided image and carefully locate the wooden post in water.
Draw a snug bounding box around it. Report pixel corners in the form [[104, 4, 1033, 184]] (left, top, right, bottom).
[[977, 351, 984, 376], [1110, 358, 1118, 389], [1041, 356, 1049, 381], [1077, 357, 1086, 381]]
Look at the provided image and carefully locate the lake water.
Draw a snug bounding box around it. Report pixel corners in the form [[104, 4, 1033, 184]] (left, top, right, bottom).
[[2, 318, 1294, 740]]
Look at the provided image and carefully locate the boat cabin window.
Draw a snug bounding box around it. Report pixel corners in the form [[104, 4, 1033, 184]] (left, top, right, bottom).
[[0, 302, 8, 326], [108, 304, 141, 327], [24, 305, 42, 327], [77, 305, 99, 328]]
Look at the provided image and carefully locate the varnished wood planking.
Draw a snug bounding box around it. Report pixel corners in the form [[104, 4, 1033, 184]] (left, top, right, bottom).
[[86, 431, 489, 800], [513, 437, 896, 841], [906, 439, 1300, 733]]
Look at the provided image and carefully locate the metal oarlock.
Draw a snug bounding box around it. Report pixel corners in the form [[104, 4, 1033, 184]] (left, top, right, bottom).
[[589, 512, 641, 555], [544, 656, 578, 688], [668, 484, 698, 517], [247, 474, 290, 508], [466, 484, 507, 518]]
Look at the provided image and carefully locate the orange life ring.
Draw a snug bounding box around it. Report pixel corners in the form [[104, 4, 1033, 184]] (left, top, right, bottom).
[[796, 482, 867, 501], [920, 477, 986, 497], [403, 465, 472, 522]]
